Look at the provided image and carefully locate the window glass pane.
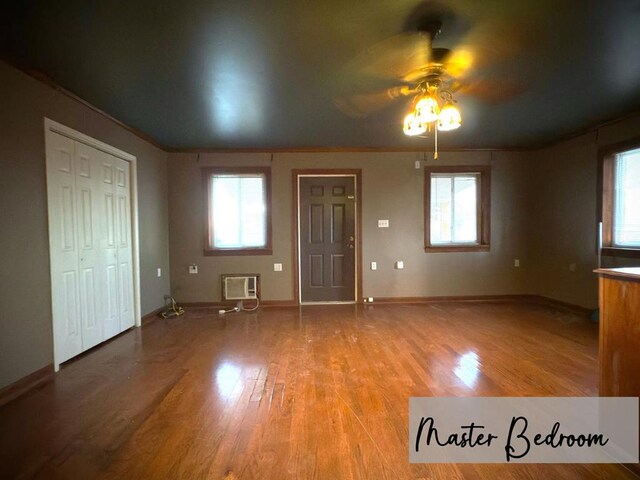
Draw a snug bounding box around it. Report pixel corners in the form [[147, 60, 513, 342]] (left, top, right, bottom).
[[431, 176, 452, 244], [213, 177, 240, 247], [453, 176, 477, 243], [430, 173, 478, 245], [239, 177, 266, 247], [614, 149, 640, 247], [212, 175, 266, 248]]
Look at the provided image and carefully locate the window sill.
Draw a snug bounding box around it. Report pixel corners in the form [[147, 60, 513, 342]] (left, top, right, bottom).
[[425, 244, 490, 253], [601, 247, 640, 258], [204, 248, 273, 256]]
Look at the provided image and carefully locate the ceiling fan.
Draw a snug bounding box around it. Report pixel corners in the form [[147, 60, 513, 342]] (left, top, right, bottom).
[[334, 8, 528, 146], [335, 21, 469, 137]]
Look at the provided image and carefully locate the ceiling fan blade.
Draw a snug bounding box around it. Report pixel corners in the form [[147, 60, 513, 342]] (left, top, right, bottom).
[[439, 19, 540, 100], [345, 32, 432, 82], [334, 85, 418, 118], [448, 17, 543, 78], [399, 23, 527, 84], [453, 77, 527, 104], [399, 47, 448, 82], [442, 47, 483, 79]]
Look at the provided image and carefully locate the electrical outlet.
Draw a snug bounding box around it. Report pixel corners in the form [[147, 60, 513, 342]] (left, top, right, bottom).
[[157, 268, 162, 277], [368, 297, 374, 303], [378, 219, 389, 228], [395, 260, 404, 269], [415, 160, 421, 169], [274, 263, 283, 272], [189, 264, 198, 274], [514, 259, 520, 267], [371, 261, 377, 270]]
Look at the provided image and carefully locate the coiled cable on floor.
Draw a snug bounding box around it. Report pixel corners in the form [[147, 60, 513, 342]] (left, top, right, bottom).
[[241, 297, 260, 312], [161, 295, 185, 318], [218, 297, 260, 314]]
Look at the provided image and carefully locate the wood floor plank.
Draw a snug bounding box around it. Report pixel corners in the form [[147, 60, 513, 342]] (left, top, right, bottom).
[[0, 302, 636, 479]]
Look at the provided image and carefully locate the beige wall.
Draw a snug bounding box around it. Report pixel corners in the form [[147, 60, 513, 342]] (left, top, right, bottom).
[[527, 134, 600, 308], [0, 61, 171, 389], [168, 150, 534, 303], [528, 114, 640, 309], [169, 113, 640, 311]]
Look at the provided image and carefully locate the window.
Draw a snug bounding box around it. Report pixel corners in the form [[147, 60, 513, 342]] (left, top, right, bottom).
[[203, 167, 272, 255], [424, 166, 490, 252], [613, 149, 640, 246], [599, 141, 640, 256]]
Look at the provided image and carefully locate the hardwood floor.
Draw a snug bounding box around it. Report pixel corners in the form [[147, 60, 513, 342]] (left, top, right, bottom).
[[0, 302, 636, 479]]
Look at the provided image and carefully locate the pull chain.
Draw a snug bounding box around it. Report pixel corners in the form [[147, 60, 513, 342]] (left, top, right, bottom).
[[434, 123, 439, 160]]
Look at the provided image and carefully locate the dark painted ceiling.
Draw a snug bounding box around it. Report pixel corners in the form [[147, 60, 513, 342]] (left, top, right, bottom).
[[2, 0, 640, 150]]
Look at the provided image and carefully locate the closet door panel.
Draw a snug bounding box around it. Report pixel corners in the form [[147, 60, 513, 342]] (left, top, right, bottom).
[[98, 151, 121, 339], [46, 131, 82, 364], [75, 142, 103, 350], [114, 156, 134, 331]]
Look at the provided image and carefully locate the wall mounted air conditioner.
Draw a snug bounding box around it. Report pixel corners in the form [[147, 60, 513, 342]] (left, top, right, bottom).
[[222, 274, 259, 300]]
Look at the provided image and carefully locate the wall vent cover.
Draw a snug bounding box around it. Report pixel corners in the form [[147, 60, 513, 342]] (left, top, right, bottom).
[[222, 275, 258, 300]]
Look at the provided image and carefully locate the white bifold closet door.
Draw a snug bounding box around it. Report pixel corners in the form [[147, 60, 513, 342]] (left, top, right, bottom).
[[46, 131, 134, 365]]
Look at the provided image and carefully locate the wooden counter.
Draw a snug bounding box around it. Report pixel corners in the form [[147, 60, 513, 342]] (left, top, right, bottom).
[[595, 267, 640, 397], [595, 267, 640, 474]]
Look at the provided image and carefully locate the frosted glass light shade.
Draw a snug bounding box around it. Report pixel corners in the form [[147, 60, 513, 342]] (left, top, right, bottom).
[[437, 104, 462, 131], [403, 112, 427, 136], [415, 96, 440, 123]]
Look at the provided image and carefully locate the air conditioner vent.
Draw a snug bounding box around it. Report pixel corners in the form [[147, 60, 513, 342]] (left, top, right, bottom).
[[222, 275, 258, 300]]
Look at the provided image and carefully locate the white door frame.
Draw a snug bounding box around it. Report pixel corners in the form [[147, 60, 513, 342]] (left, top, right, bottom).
[[44, 118, 142, 370]]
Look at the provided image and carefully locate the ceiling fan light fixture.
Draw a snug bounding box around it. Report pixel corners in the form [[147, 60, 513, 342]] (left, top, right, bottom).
[[403, 112, 427, 136], [437, 103, 462, 131], [414, 95, 440, 123]]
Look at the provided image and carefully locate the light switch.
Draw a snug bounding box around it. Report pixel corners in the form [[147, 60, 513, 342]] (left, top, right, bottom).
[[189, 264, 198, 274], [157, 268, 162, 277], [395, 260, 404, 269], [378, 219, 389, 228], [274, 263, 283, 272], [415, 160, 421, 169], [371, 261, 377, 271]]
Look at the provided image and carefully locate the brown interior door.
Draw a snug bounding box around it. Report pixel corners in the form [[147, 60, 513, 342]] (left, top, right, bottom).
[[299, 176, 356, 302]]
